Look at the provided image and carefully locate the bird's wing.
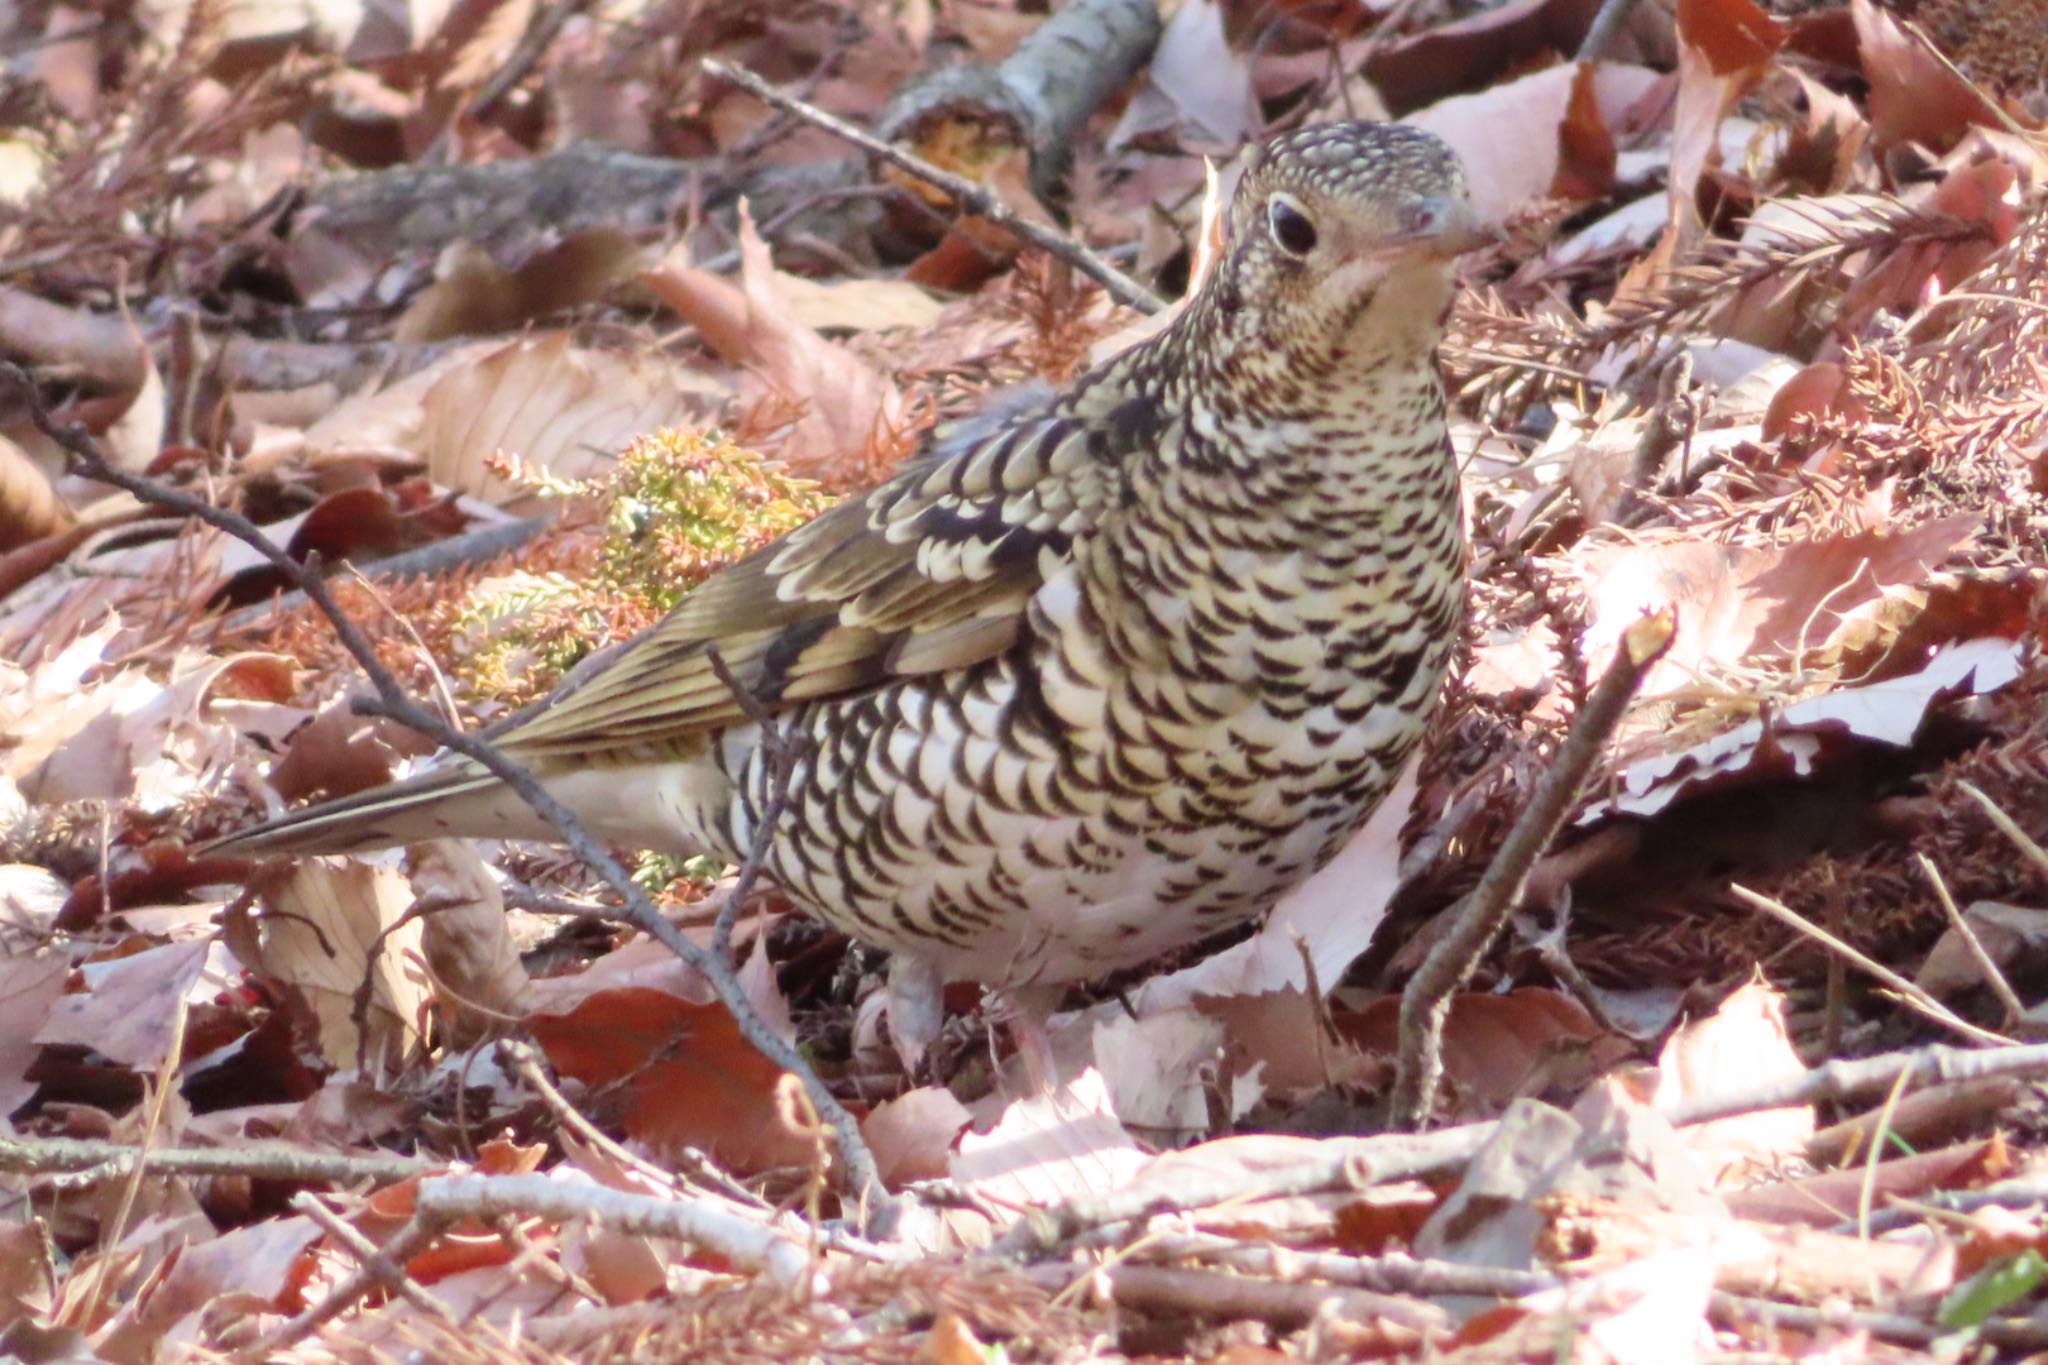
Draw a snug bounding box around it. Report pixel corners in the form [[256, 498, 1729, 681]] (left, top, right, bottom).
[[495, 389, 1130, 759]]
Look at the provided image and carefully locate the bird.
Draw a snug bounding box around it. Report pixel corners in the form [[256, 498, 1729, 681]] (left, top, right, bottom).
[[210, 121, 1488, 1062]]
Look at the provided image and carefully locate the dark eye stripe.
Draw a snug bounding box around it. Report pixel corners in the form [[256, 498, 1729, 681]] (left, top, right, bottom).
[[1267, 196, 1318, 256]]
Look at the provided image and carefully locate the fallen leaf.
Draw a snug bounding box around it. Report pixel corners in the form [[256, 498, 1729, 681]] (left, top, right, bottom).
[[529, 988, 815, 1173], [242, 859, 428, 1070], [642, 209, 904, 483], [1653, 979, 1814, 1184]]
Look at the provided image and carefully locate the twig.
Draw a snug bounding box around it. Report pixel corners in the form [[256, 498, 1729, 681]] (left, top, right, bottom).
[[412, 1173, 817, 1288], [1728, 883, 2012, 1048], [700, 59, 1164, 315], [1027, 1261, 1449, 1335], [990, 1126, 1496, 1257], [1576, 0, 1647, 61], [702, 645, 803, 966], [1713, 1291, 2048, 1350], [0, 363, 900, 1237], [0, 1134, 429, 1186], [1917, 851, 2025, 1027], [1147, 1234, 1557, 1299], [1390, 610, 1675, 1127], [219, 513, 556, 634], [239, 1208, 440, 1361], [466, 0, 593, 122], [1662, 1037, 2048, 1128], [294, 1193, 461, 1326]]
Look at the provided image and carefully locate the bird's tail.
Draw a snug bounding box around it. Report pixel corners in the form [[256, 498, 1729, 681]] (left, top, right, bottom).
[[203, 764, 532, 858]]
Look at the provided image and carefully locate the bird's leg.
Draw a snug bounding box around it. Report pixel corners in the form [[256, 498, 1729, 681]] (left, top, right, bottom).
[[884, 954, 945, 1076], [992, 983, 1067, 1094]]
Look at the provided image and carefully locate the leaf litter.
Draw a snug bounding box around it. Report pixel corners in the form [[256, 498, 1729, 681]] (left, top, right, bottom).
[[1, 0, 2047, 1359]]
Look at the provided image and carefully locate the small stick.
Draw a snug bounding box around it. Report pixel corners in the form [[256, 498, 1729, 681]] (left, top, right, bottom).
[[1957, 778, 2048, 876], [1389, 610, 1675, 1128], [701, 59, 1165, 316], [1729, 883, 2012, 1049], [703, 645, 804, 966], [1916, 851, 2025, 1026], [238, 1207, 441, 1360], [1664, 1037, 2048, 1129], [413, 1173, 817, 1288], [0, 1135, 431, 1186]]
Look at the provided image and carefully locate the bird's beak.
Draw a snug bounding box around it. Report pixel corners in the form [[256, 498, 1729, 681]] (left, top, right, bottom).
[[1397, 196, 1499, 259]]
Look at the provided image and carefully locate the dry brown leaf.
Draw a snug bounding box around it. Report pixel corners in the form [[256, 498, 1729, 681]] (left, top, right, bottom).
[[642, 208, 903, 481], [527, 987, 816, 1173], [863, 1086, 973, 1188], [0, 433, 72, 553], [1852, 0, 2015, 155], [395, 229, 649, 344], [242, 859, 428, 1070], [1344, 989, 1627, 1118], [1576, 513, 1978, 689]]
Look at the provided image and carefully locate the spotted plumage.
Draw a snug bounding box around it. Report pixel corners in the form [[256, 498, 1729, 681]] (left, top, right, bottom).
[[212, 122, 1485, 1007]]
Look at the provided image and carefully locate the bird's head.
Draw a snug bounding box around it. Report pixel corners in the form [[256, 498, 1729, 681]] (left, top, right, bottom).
[[1206, 122, 1490, 374]]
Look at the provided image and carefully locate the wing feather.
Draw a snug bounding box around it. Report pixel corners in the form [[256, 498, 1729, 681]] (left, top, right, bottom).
[[495, 387, 1127, 760]]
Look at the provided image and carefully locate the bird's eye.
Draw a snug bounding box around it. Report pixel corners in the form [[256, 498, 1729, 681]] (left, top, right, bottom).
[[1266, 195, 1318, 257]]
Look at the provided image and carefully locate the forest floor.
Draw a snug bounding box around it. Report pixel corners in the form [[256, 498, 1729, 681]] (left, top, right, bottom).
[[3, 0, 2048, 1359]]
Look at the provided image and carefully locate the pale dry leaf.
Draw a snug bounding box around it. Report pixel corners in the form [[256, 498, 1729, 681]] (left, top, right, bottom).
[[1405, 63, 1664, 226], [96, 327, 165, 478], [863, 1086, 974, 1188], [411, 334, 722, 509], [407, 840, 531, 1047], [767, 274, 948, 334], [0, 864, 67, 945], [1653, 979, 1814, 1184], [1110, 0, 1257, 152], [35, 938, 220, 1071], [950, 1068, 1147, 1216], [0, 952, 68, 1118], [1592, 636, 2023, 820], [1090, 1008, 1223, 1134], [245, 859, 428, 1069]]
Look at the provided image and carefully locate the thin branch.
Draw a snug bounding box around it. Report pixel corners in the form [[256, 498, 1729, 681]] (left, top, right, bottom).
[[238, 1206, 441, 1361], [0, 362, 899, 1237], [702, 645, 804, 966], [989, 1126, 1496, 1257], [0, 1134, 428, 1185], [1917, 851, 2025, 1027], [1390, 609, 1675, 1128], [1729, 883, 2013, 1048], [1663, 1037, 2048, 1129], [700, 59, 1164, 315], [412, 1173, 817, 1288]]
